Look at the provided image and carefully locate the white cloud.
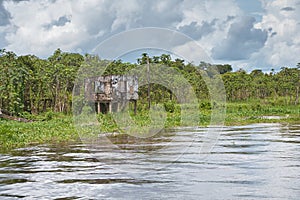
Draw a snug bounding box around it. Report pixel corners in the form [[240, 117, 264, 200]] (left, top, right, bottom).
[[212, 16, 267, 60], [241, 0, 300, 69], [1, 0, 241, 59], [3, 0, 84, 56], [173, 0, 244, 64], [172, 40, 212, 64], [0, 0, 299, 70], [178, 0, 241, 27]]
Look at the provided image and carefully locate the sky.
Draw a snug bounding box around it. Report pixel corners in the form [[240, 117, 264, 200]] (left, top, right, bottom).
[[0, 0, 300, 71]]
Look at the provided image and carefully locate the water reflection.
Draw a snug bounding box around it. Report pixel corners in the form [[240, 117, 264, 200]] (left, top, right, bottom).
[[0, 123, 299, 199]]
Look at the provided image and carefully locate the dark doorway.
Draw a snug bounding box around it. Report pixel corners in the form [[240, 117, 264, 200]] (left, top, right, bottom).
[[95, 102, 109, 114], [100, 103, 108, 114]]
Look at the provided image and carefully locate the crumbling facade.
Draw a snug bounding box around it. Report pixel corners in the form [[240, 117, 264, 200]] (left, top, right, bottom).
[[84, 75, 138, 114]]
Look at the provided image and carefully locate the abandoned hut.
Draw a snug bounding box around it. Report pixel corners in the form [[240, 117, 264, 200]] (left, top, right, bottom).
[[84, 75, 138, 114]]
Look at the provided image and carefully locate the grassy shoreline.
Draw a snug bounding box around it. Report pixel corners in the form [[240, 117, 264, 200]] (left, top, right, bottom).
[[0, 116, 78, 151], [1, 102, 299, 150], [225, 101, 300, 126]]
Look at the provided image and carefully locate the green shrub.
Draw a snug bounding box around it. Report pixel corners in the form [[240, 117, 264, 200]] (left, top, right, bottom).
[[199, 101, 211, 110], [164, 100, 176, 113]]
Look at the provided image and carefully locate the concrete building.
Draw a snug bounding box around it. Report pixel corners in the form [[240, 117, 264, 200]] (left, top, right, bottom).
[[84, 75, 138, 114]]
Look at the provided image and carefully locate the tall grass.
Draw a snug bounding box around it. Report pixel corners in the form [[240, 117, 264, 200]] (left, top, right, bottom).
[[1, 100, 299, 150], [0, 114, 78, 150]]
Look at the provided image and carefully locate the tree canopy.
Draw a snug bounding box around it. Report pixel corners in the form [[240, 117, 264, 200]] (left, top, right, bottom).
[[1, 48, 299, 116]]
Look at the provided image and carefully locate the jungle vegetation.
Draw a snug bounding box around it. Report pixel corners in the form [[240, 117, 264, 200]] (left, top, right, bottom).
[[1, 48, 300, 149], [0, 48, 299, 117]]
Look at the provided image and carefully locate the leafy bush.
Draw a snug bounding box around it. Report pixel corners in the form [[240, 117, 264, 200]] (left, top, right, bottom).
[[199, 101, 211, 110], [164, 100, 176, 113]]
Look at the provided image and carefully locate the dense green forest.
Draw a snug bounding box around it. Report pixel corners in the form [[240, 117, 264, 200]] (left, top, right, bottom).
[[0, 48, 300, 117]]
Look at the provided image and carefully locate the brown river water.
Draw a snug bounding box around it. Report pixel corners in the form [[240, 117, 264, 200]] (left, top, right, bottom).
[[0, 123, 299, 199]]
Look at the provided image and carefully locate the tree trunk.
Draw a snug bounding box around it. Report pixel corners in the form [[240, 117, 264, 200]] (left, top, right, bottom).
[[295, 86, 299, 105]]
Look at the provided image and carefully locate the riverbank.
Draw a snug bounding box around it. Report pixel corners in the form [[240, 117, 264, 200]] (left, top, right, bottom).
[[1, 102, 299, 150], [0, 115, 78, 150], [225, 101, 300, 126]]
